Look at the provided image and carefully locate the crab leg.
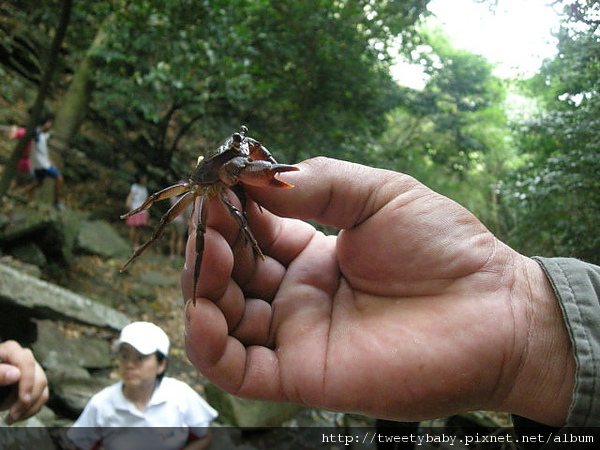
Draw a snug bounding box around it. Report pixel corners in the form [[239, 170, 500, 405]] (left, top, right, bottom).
[[218, 191, 265, 261], [192, 194, 209, 304], [120, 182, 189, 219], [229, 183, 250, 214], [120, 191, 196, 272]]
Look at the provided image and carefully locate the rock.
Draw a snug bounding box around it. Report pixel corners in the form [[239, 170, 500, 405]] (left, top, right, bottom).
[[76, 220, 131, 259], [0, 255, 42, 278], [50, 371, 113, 416], [0, 263, 130, 331], [31, 320, 112, 369], [0, 207, 48, 242], [139, 270, 178, 287], [8, 241, 47, 267], [204, 383, 304, 428], [127, 283, 158, 303], [30, 406, 59, 427], [40, 208, 85, 265], [0, 419, 55, 449], [0, 207, 86, 267], [0, 212, 10, 230], [211, 427, 243, 450], [46, 364, 92, 382]]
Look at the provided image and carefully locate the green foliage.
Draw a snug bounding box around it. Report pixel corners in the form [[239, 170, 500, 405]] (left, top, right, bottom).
[[499, 11, 600, 263], [73, 0, 429, 174], [7, 0, 596, 268], [0, 1, 438, 217], [375, 31, 512, 232], [235, 0, 412, 163], [408, 31, 505, 171], [498, 151, 600, 262]]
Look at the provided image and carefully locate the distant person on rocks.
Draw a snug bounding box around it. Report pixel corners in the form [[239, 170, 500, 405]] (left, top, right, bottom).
[[125, 173, 149, 250], [7, 124, 34, 189], [68, 321, 218, 450], [0, 340, 49, 425], [30, 115, 65, 210]]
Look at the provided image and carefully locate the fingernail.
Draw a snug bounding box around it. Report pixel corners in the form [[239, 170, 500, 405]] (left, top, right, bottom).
[[2, 367, 19, 384], [184, 299, 193, 321]]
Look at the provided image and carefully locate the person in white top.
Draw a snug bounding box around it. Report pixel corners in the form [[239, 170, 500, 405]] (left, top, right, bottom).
[[30, 115, 65, 210], [125, 174, 149, 249], [68, 322, 218, 450]]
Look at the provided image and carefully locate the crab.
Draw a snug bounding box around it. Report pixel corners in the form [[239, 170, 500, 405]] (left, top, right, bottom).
[[119, 126, 299, 301]]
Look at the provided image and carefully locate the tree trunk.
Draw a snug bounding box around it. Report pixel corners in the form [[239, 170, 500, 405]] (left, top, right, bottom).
[[51, 15, 113, 155]]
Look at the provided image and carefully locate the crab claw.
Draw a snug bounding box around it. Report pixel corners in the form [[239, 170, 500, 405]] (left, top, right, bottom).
[[240, 161, 300, 188], [221, 158, 300, 188]]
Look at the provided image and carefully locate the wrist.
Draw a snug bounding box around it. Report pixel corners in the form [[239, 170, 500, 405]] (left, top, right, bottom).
[[500, 255, 574, 426]]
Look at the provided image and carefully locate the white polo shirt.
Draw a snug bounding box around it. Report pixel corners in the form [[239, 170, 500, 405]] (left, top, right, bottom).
[[128, 183, 149, 210], [68, 377, 218, 450], [31, 131, 51, 170]]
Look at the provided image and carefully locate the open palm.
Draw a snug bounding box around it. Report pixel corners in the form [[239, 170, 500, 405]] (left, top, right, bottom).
[[183, 157, 573, 425]]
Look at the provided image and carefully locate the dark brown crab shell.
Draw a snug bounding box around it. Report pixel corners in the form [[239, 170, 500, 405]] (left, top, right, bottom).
[[119, 126, 299, 302]]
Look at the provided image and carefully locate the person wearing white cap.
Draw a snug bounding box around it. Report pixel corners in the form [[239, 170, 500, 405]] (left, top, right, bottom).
[[67, 322, 218, 450]]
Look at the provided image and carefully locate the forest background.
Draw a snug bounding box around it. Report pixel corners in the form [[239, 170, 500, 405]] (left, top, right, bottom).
[[0, 0, 598, 265]]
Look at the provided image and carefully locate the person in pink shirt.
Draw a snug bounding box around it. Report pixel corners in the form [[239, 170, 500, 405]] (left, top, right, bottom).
[[7, 125, 34, 188]]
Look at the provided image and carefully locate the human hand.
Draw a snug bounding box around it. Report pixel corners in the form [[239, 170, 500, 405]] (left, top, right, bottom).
[[0, 340, 49, 424], [183, 157, 574, 426]]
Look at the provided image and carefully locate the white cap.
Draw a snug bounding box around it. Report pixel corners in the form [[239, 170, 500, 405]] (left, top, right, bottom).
[[116, 322, 170, 356]]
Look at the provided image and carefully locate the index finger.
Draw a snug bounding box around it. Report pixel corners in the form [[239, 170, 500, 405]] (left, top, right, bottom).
[[0, 342, 36, 420], [182, 200, 317, 302]]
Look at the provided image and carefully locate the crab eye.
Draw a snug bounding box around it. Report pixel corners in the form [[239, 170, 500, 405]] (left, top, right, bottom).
[[230, 133, 244, 152], [240, 125, 248, 135]]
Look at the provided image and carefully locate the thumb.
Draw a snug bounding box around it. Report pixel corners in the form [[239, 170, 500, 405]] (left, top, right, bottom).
[[0, 365, 20, 386], [244, 156, 420, 230]]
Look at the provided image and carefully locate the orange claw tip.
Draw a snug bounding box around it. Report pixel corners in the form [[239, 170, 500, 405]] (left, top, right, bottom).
[[268, 164, 299, 188], [269, 178, 295, 188]]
